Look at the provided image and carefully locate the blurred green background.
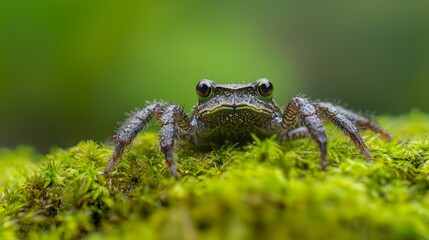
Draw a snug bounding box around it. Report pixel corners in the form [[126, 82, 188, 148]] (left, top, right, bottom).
[[1, 1, 428, 151]]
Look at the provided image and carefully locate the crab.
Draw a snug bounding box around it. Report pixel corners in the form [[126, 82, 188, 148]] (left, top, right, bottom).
[[103, 78, 392, 179]]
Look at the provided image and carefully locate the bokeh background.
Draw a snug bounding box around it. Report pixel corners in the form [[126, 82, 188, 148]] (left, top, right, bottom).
[[1, 1, 428, 152]]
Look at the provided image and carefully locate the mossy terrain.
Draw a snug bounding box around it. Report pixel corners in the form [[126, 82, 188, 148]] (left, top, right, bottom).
[[1, 111, 429, 239]]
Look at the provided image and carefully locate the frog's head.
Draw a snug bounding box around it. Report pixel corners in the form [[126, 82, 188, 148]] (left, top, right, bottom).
[[194, 78, 278, 127]]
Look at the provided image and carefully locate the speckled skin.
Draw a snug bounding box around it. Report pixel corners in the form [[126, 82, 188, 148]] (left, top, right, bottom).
[[104, 78, 392, 179]]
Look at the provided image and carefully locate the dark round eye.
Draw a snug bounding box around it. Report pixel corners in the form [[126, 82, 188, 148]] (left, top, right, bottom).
[[196, 80, 213, 99], [257, 79, 273, 98]]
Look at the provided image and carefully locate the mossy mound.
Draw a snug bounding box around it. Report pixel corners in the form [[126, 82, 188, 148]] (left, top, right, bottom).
[[1, 111, 429, 239]]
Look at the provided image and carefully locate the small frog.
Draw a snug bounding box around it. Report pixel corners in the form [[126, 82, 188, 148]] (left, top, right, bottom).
[[104, 78, 392, 179]]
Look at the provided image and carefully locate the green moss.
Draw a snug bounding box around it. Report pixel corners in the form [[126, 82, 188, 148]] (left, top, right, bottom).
[[1, 112, 429, 239]]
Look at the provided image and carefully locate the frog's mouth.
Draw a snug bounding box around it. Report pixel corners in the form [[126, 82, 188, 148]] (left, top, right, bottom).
[[199, 103, 273, 116]]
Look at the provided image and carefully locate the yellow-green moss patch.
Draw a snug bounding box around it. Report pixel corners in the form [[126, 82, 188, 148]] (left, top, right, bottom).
[[1, 112, 429, 239]]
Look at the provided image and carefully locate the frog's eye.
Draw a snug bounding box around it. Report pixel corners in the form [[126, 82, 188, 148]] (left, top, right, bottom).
[[256, 79, 273, 98], [196, 80, 213, 100]]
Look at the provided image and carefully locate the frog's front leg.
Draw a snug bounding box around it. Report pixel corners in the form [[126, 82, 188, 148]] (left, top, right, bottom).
[[279, 97, 329, 169], [104, 102, 167, 178], [158, 105, 195, 178], [275, 97, 391, 170], [104, 103, 195, 179]]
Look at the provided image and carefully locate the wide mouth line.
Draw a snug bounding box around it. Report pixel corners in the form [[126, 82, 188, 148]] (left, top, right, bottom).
[[200, 103, 273, 115]]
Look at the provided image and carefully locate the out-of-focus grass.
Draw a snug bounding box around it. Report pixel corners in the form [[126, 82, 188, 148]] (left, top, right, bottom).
[[1, 112, 429, 239]]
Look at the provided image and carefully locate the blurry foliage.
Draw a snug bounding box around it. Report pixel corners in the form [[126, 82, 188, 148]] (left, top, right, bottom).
[[0, 1, 428, 151], [1, 113, 429, 239]]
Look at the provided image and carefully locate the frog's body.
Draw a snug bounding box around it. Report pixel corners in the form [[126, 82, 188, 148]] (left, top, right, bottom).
[[104, 78, 392, 179]]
